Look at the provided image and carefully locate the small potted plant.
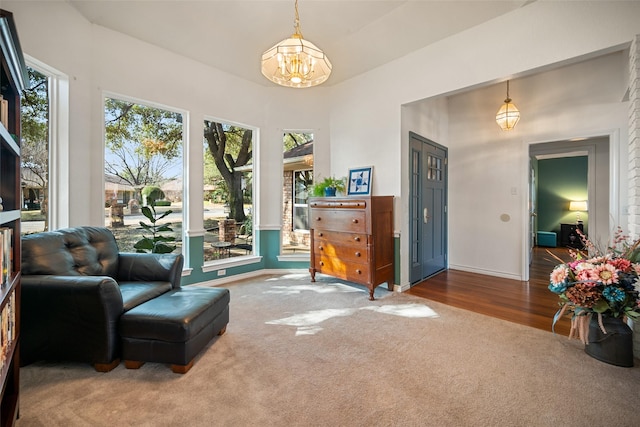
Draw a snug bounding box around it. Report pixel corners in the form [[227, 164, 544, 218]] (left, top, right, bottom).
[[311, 176, 346, 197]]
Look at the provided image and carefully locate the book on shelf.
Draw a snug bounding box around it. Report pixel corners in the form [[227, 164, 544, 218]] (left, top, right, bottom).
[[0, 290, 16, 372], [0, 95, 8, 129], [0, 232, 3, 286], [0, 227, 12, 286]]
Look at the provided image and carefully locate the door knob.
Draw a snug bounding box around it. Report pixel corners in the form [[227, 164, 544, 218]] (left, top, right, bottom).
[[423, 208, 431, 224]]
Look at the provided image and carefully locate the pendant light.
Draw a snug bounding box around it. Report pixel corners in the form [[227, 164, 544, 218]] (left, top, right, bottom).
[[495, 80, 520, 131], [261, 0, 332, 88]]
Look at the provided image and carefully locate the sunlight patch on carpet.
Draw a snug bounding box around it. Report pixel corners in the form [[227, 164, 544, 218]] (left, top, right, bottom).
[[266, 308, 356, 331], [360, 303, 439, 318], [266, 273, 310, 281], [267, 304, 439, 335], [264, 283, 362, 295]]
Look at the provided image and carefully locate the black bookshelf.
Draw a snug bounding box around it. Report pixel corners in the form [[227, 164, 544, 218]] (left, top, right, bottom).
[[0, 9, 27, 427]]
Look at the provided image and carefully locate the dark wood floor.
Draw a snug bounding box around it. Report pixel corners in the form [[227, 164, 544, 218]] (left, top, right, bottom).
[[407, 246, 573, 336]]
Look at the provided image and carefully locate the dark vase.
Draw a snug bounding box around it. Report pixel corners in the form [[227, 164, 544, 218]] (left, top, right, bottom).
[[584, 316, 634, 367], [324, 187, 336, 197]]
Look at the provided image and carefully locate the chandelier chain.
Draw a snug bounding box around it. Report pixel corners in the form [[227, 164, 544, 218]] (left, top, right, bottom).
[[294, 0, 302, 37]]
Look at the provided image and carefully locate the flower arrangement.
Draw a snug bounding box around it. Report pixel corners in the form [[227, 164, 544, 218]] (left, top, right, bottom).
[[548, 227, 640, 342]]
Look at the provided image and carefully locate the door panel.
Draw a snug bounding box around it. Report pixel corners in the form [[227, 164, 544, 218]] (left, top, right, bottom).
[[410, 133, 447, 284], [409, 144, 423, 282]]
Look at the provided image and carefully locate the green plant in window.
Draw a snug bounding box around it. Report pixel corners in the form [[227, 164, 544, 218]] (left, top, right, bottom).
[[310, 176, 346, 197], [134, 195, 176, 254]]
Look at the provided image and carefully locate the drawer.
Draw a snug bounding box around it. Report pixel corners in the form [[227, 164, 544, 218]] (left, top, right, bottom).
[[314, 230, 368, 248], [309, 199, 367, 209], [314, 255, 370, 283], [313, 241, 370, 264], [310, 209, 367, 233]]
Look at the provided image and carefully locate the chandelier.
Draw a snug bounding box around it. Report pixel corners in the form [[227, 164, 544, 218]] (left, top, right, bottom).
[[495, 80, 521, 131], [261, 0, 332, 88]]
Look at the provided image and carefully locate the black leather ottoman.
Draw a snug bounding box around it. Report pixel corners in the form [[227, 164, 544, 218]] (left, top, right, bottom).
[[119, 286, 230, 373]]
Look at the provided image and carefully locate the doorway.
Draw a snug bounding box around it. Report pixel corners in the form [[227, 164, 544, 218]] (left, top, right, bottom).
[[528, 136, 610, 279], [409, 132, 448, 284]]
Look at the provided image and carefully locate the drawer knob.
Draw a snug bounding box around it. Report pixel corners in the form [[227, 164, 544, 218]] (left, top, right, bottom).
[[320, 261, 324, 266], [354, 236, 360, 242], [319, 246, 324, 251], [355, 252, 361, 257], [318, 232, 323, 237], [316, 217, 322, 221], [352, 219, 358, 223], [356, 269, 362, 274]]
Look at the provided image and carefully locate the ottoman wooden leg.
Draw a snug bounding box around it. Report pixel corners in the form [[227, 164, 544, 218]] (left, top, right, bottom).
[[124, 360, 145, 369], [94, 359, 120, 372], [218, 325, 227, 336], [171, 359, 194, 374]]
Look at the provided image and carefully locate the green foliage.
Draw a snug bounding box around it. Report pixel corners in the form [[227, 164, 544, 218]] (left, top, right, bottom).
[[134, 187, 174, 253], [133, 203, 176, 254], [203, 121, 252, 223], [283, 132, 313, 151], [21, 68, 49, 190], [22, 68, 48, 142], [310, 176, 346, 197], [208, 175, 229, 203], [241, 212, 253, 236], [104, 98, 183, 188], [141, 186, 165, 205]]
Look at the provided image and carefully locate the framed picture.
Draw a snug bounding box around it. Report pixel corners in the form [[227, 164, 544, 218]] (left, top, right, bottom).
[[347, 166, 373, 195]]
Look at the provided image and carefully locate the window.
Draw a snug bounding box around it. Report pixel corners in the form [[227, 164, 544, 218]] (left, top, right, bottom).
[[203, 119, 253, 261], [427, 155, 443, 181], [282, 132, 313, 255], [293, 170, 312, 231], [104, 96, 184, 254], [21, 67, 49, 234]]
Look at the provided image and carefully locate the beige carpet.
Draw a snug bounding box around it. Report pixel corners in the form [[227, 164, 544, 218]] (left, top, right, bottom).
[[17, 273, 640, 426]]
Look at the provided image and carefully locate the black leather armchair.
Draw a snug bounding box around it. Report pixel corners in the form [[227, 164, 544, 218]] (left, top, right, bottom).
[[21, 226, 183, 371]]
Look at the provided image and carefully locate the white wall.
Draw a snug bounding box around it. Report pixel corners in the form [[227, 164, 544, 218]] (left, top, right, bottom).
[[330, 1, 640, 285], [8, 2, 93, 226], [446, 52, 628, 279]]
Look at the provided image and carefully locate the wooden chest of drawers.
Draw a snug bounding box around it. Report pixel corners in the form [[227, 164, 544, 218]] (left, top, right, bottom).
[[309, 196, 394, 300]]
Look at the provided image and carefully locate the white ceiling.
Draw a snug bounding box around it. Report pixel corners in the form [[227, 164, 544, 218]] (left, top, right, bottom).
[[68, 0, 531, 86]]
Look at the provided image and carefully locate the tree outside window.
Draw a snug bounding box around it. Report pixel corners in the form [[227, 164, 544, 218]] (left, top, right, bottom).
[[20, 67, 49, 234], [203, 120, 253, 261], [104, 97, 183, 253]]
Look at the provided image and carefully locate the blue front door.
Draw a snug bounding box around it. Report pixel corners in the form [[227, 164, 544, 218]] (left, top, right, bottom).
[[409, 133, 447, 284]]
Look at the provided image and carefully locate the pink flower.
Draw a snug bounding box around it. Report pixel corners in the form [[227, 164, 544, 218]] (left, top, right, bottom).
[[611, 258, 632, 272], [595, 263, 618, 285], [550, 265, 569, 284], [573, 262, 598, 284]]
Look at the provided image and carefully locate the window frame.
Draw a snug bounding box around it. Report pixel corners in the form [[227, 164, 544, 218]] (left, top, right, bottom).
[[24, 55, 69, 231], [101, 91, 187, 255], [201, 115, 257, 269]]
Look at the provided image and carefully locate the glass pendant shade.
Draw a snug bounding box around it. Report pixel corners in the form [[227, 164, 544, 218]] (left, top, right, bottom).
[[261, 0, 331, 88], [496, 100, 520, 131], [496, 80, 520, 131], [261, 34, 332, 88]]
